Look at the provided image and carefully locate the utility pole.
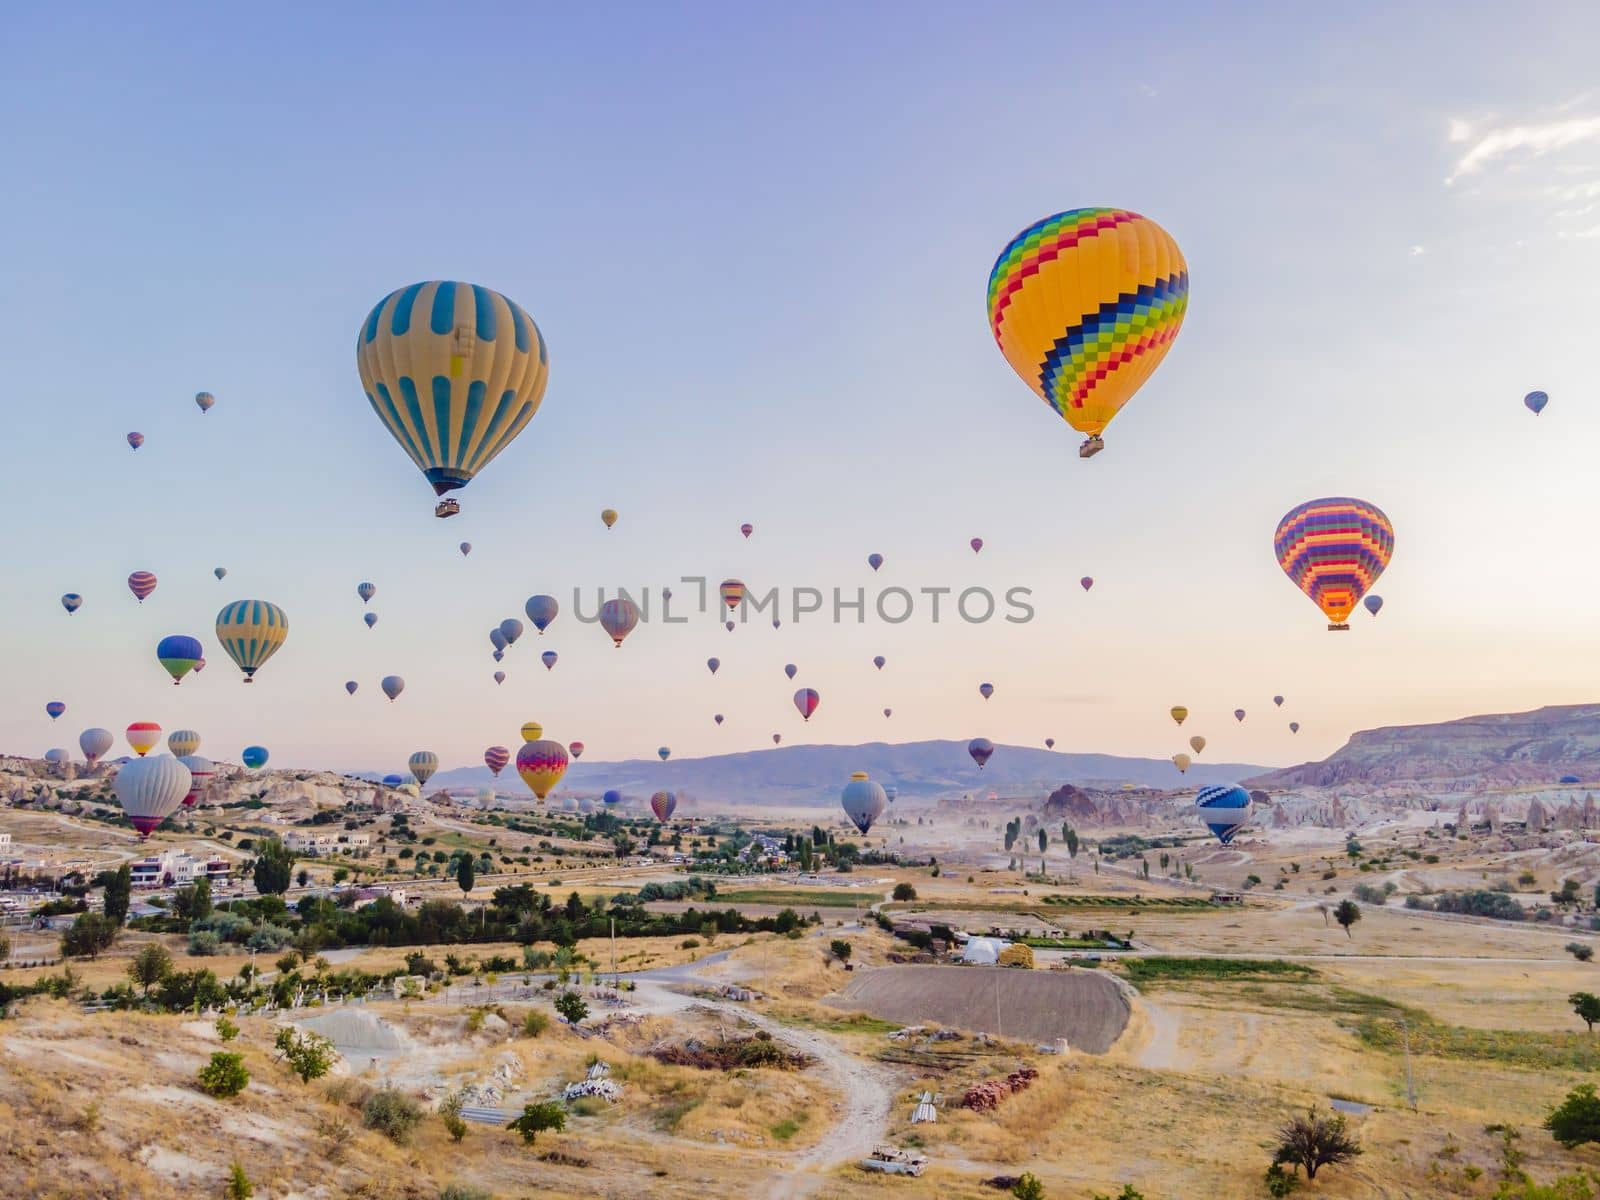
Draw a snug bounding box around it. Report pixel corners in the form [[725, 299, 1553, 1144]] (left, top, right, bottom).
[[610, 917, 617, 987], [1399, 1017, 1416, 1109]]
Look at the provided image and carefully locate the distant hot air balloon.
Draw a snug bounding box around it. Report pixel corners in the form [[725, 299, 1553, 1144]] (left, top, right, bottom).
[[128, 571, 157, 603], [601, 509, 618, 530], [114, 754, 190, 839], [714, 713, 724, 725], [490, 628, 508, 652], [970, 537, 984, 554], [215, 600, 287, 682], [773, 733, 782, 745], [1234, 709, 1246, 723], [195, 391, 215, 413], [1196, 784, 1252, 844], [650, 790, 677, 822], [1274, 497, 1394, 631], [459, 542, 472, 556], [126, 722, 161, 756], [44, 748, 70, 771], [79, 727, 112, 766], [988, 208, 1188, 458], [724, 620, 735, 632], [156, 634, 204, 685], [214, 567, 227, 580], [499, 618, 524, 646], [1189, 735, 1206, 755], [521, 722, 544, 742], [45, 701, 65, 721], [1364, 595, 1384, 617], [168, 729, 201, 758], [841, 772, 887, 835], [707, 657, 720, 675], [794, 688, 820, 722], [194, 658, 205, 673], [884, 708, 892, 718], [979, 683, 994, 701], [1172, 752, 1191, 774], [345, 680, 358, 695], [127, 432, 144, 450], [61, 593, 82, 614], [494, 670, 506, 685], [873, 655, 885, 670], [867, 553, 883, 572], [484, 746, 510, 776], [177, 755, 213, 806], [356, 281, 550, 519], [885, 785, 898, 803], [241, 745, 269, 769], [1170, 706, 1188, 726], [526, 594, 558, 633], [719, 579, 746, 617], [476, 786, 496, 809], [968, 737, 994, 769], [657, 746, 671, 761], [599, 597, 640, 647], [379, 675, 405, 702], [1525, 390, 1549, 415], [603, 789, 622, 806], [516, 738, 569, 800], [568, 741, 584, 759], [409, 751, 438, 786], [784, 663, 797, 680], [358, 582, 376, 603], [1273, 695, 1285, 707], [740, 523, 753, 538], [1080, 577, 1094, 591], [1289, 722, 1300, 734], [1045, 738, 1055, 749], [541, 651, 557, 671], [365, 612, 378, 629], [772, 618, 781, 629]]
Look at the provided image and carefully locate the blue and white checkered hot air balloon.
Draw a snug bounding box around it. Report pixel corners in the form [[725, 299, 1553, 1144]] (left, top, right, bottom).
[[1196, 785, 1253, 845]]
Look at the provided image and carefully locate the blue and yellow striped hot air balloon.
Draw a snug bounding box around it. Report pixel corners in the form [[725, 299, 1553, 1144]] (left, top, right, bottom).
[[355, 281, 550, 518], [215, 600, 288, 682]]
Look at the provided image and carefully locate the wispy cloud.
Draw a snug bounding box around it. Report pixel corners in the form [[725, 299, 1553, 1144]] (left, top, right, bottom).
[[1446, 114, 1600, 184]]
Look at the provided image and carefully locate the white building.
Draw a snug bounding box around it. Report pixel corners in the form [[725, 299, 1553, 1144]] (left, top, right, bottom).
[[283, 829, 370, 856]]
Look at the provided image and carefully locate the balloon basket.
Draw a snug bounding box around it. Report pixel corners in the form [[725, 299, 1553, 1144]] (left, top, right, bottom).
[[1327, 623, 1350, 631], [435, 498, 461, 518], [1077, 435, 1104, 459]]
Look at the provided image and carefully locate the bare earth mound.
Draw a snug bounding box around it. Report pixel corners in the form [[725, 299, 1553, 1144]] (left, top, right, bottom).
[[828, 965, 1130, 1053]]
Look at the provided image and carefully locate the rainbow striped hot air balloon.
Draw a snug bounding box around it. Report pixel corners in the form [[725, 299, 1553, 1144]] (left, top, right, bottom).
[[156, 635, 204, 685], [516, 738, 569, 800], [356, 282, 550, 519], [126, 722, 162, 756], [1274, 498, 1395, 631], [484, 745, 510, 776], [988, 208, 1188, 458], [128, 571, 157, 603], [215, 600, 288, 681], [168, 729, 201, 758], [719, 579, 746, 616], [650, 790, 677, 823]]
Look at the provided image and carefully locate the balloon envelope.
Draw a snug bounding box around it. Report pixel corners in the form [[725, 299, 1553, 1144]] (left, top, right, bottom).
[[1274, 497, 1394, 629], [601, 509, 618, 529], [657, 746, 671, 761], [603, 789, 623, 806], [1170, 706, 1188, 726], [841, 772, 887, 834], [707, 657, 720, 675], [358, 582, 375, 603], [970, 538, 984, 554], [793, 688, 820, 721], [1364, 594, 1384, 616], [382, 774, 404, 787], [168, 729, 201, 757], [365, 612, 378, 628], [156, 634, 204, 684], [215, 600, 288, 681], [195, 391, 214, 412], [1045, 737, 1055, 749], [867, 553, 883, 571], [79, 727, 113, 765], [459, 542, 471, 556], [127, 432, 144, 450], [494, 670, 506, 684], [345, 680, 358, 695], [409, 751, 438, 786], [213, 567, 227, 580], [516, 739, 569, 799], [968, 737, 994, 768], [979, 683, 994, 700], [114, 754, 191, 838], [381, 675, 405, 701], [178, 755, 213, 806], [1189, 735, 1206, 754], [1196, 784, 1252, 844], [541, 651, 557, 670], [1172, 752, 1191, 773], [650, 790, 677, 822], [126, 722, 162, 756], [714, 714, 724, 725], [1234, 709, 1246, 723], [61, 593, 82, 614], [784, 664, 797, 680], [740, 523, 753, 538], [568, 741, 584, 759], [599, 597, 639, 647], [490, 628, 508, 651], [525, 594, 559, 633], [521, 722, 543, 742], [873, 656, 885, 670], [1273, 695, 1285, 707], [241, 746, 269, 769], [45, 701, 65, 720], [484, 746, 510, 776], [1289, 722, 1300, 734], [1080, 577, 1094, 591], [719, 579, 746, 612], [128, 571, 157, 602], [1525, 390, 1549, 415], [499, 618, 524, 645]]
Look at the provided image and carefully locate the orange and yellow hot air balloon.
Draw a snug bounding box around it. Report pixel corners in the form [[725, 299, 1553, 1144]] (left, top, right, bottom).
[[516, 737, 568, 800], [1170, 706, 1188, 726], [1273, 498, 1395, 631], [987, 209, 1188, 458]]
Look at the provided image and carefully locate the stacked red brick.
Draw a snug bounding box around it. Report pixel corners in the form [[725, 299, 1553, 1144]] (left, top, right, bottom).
[[961, 1066, 1039, 1111]]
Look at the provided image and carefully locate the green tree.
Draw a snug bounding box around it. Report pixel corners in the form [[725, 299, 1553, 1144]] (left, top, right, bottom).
[[456, 854, 475, 896], [274, 1026, 337, 1083], [61, 911, 118, 959], [0, 929, 11, 965], [829, 939, 852, 964], [1334, 899, 1362, 940], [439, 1090, 468, 1143], [103, 863, 131, 925], [506, 1101, 566, 1146], [1572, 992, 1600, 1033], [362, 1088, 422, 1144], [1273, 1108, 1361, 1180], [1037, 828, 1048, 856], [225, 1161, 254, 1200], [891, 882, 917, 901], [171, 876, 212, 923], [215, 1015, 240, 1042], [1011, 1173, 1045, 1200], [127, 941, 174, 997], [295, 868, 310, 888], [554, 990, 589, 1026], [197, 1052, 250, 1098], [1546, 1083, 1600, 1148], [252, 838, 294, 896]]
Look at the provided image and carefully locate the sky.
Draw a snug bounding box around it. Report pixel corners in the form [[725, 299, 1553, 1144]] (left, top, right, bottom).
[[4, 2, 1600, 777]]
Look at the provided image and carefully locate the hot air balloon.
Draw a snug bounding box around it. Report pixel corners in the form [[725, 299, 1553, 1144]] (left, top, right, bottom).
[[841, 772, 887, 835], [970, 538, 984, 554], [356, 281, 550, 519], [476, 787, 496, 809], [114, 754, 191, 839], [381, 675, 405, 702], [706, 657, 720, 675], [214, 567, 227, 581], [128, 571, 157, 603], [883, 708, 892, 718], [1364, 595, 1384, 617], [516, 738, 569, 800], [1170, 706, 1188, 726], [569, 741, 584, 759], [1196, 784, 1252, 844], [215, 600, 287, 681], [168, 729, 201, 758], [650, 790, 677, 822], [979, 683, 994, 701], [1080, 577, 1094, 591], [526, 594, 558, 633], [61, 593, 82, 614], [45, 701, 65, 721], [241, 746, 269, 769], [156, 634, 204, 685], [126, 722, 161, 756], [1289, 722, 1300, 734], [484, 746, 510, 776], [127, 432, 144, 450], [358, 582, 376, 603], [867, 553, 883, 572], [499, 618, 524, 646], [1273, 695, 1285, 707], [44, 748, 70, 771], [872, 656, 885, 670], [885, 785, 898, 803], [345, 680, 359, 695], [540, 651, 557, 671], [793, 688, 820, 721], [178, 755, 213, 806], [409, 751, 438, 786], [719, 579, 746, 616], [968, 737, 994, 769], [1234, 709, 1246, 723], [601, 509, 618, 529], [194, 657, 206, 674], [521, 722, 544, 742], [493, 670, 506, 685], [1189, 735, 1206, 755], [490, 628, 508, 653], [740, 523, 753, 538], [784, 663, 798, 680], [1525, 390, 1549, 415], [714, 713, 724, 725], [772, 733, 782, 745], [195, 391, 215, 413], [722, 620, 734, 632], [657, 747, 671, 762], [772, 618, 781, 629], [1274, 498, 1395, 631], [1172, 752, 1191, 774], [600, 597, 639, 647], [603, 789, 622, 806], [988, 208, 1188, 458], [459, 542, 472, 556], [365, 612, 378, 629], [1045, 738, 1055, 749], [79, 727, 112, 766]]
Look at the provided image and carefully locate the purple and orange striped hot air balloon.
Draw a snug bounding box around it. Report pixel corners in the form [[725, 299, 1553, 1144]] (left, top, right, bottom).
[[516, 738, 568, 800], [650, 790, 677, 823], [484, 746, 510, 776], [128, 571, 157, 603], [1273, 497, 1394, 631]]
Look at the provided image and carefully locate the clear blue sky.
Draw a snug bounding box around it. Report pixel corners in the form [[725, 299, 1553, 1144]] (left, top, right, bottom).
[[6, 2, 1600, 775]]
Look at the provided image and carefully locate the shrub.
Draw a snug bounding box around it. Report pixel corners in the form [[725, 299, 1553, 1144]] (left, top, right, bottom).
[[188, 930, 222, 956], [274, 1026, 337, 1083], [215, 1015, 240, 1042], [522, 1010, 550, 1038], [1011, 1174, 1045, 1200], [363, 1088, 423, 1144], [1568, 943, 1595, 963], [1547, 1083, 1600, 1148], [197, 1052, 250, 1098], [507, 1101, 566, 1145], [555, 990, 589, 1025], [225, 1161, 254, 1200], [1263, 1163, 1299, 1197], [439, 1091, 468, 1143], [892, 882, 918, 901], [440, 1189, 491, 1200]]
